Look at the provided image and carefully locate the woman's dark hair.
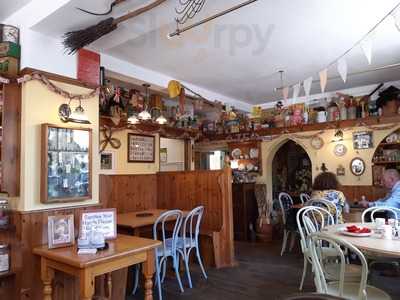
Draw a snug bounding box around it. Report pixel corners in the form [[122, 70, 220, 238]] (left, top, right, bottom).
[[312, 172, 339, 191]]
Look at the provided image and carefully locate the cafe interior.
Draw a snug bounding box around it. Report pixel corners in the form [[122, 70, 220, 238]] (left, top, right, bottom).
[[1, 1, 400, 300]]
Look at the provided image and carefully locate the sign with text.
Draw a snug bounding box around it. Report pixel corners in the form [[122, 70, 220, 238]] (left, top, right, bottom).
[[80, 209, 117, 240]]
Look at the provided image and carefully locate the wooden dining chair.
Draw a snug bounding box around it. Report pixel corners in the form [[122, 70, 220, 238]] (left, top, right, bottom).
[[176, 206, 207, 288], [309, 232, 392, 300], [278, 192, 295, 256]]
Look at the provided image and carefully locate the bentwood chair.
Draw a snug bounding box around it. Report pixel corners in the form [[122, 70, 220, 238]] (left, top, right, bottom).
[[309, 232, 391, 300], [299, 193, 311, 204], [306, 198, 339, 224], [297, 206, 361, 291], [176, 206, 207, 288], [278, 192, 295, 256], [154, 210, 185, 294]]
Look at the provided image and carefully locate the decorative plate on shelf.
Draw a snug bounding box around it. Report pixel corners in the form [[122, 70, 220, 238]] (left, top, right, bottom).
[[310, 136, 324, 150], [334, 143, 347, 157], [249, 148, 259, 159], [231, 148, 241, 159]]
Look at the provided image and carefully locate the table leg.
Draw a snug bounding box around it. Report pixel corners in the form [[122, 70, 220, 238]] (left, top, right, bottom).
[[142, 250, 156, 300], [80, 269, 95, 300], [105, 273, 112, 299], [41, 258, 54, 300]]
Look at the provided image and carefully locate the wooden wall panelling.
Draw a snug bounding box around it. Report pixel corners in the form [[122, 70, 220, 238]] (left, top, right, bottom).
[[2, 82, 21, 196], [100, 174, 158, 213], [340, 185, 387, 204], [157, 168, 235, 268]]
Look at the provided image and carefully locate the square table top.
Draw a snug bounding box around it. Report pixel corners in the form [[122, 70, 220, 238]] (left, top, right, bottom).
[[33, 234, 161, 269], [117, 209, 190, 230]]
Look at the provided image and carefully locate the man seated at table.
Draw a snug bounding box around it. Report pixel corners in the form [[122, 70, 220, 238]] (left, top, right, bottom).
[[360, 169, 400, 208]]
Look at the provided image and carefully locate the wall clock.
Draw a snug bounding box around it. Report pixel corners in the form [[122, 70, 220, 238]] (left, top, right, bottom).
[[334, 143, 347, 157], [310, 136, 324, 150]]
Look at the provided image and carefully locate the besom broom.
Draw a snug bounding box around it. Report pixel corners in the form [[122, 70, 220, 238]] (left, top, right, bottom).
[[63, 0, 167, 54]]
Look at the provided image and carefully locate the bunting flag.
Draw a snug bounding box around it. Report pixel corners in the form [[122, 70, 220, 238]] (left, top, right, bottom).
[[292, 83, 301, 100], [303, 77, 313, 96], [319, 69, 328, 93], [337, 58, 348, 83], [393, 9, 400, 31], [282, 86, 289, 100], [360, 37, 373, 64]]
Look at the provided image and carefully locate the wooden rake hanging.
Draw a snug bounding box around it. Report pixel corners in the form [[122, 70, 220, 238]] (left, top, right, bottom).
[[63, 0, 167, 54]]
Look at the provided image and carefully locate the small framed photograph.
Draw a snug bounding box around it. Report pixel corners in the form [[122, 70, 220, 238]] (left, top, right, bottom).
[[160, 148, 168, 163], [353, 131, 373, 149], [48, 215, 75, 249], [80, 208, 117, 240], [100, 150, 116, 173], [128, 133, 155, 163]]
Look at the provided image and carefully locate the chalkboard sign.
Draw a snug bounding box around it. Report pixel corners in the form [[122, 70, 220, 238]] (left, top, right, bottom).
[[80, 209, 117, 240], [128, 133, 155, 163]]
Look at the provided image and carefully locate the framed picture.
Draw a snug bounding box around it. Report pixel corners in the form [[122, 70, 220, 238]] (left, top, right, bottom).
[[80, 208, 117, 240], [160, 148, 168, 163], [128, 133, 155, 163], [41, 124, 92, 204], [100, 150, 116, 172], [350, 157, 366, 176], [353, 131, 373, 149], [48, 214, 75, 249]]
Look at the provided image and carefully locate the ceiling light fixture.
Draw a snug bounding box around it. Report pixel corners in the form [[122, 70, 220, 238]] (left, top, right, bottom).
[[138, 83, 152, 121], [58, 100, 91, 124], [127, 114, 139, 124]]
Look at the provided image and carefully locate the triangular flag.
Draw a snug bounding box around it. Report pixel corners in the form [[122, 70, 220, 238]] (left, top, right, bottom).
[[360, 38, 372, 64], [319, 69, 328, 93], [337, 58, 348, 83], [282, 86, 289, 100], [292, 83, 301, 100], [393, 9, 400, 31], [303, 77, 313, 96]]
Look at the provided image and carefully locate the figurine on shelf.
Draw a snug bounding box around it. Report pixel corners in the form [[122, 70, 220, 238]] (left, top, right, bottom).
[[290, 107, 303, 126]]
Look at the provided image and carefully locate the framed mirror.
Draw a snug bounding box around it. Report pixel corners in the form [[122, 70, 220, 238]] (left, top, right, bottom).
[[350, 157, 366, 176]]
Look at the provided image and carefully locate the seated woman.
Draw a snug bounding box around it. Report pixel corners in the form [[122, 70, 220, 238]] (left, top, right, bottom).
[[311, 172, 347, 223]]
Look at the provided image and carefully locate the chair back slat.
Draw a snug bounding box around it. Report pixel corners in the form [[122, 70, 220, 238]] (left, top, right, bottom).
[[306, 198, 339, 224], [279, 192, 294, 224], [182, 206, 204, 249], [299, 193, 311, 204], [153, 210, 183, 255]]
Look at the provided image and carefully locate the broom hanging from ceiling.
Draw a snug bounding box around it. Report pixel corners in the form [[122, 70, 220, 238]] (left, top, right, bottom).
[[63, 0, 167, 54]]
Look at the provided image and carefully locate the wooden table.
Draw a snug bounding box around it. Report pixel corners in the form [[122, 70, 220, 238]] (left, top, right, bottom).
[[325, 222, 400, 258], [33, 235, 161, 300], [117, 209, 190, 235]]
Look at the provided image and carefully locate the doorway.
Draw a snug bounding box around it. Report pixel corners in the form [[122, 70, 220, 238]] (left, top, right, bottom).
[[272, 140, 312, 201]]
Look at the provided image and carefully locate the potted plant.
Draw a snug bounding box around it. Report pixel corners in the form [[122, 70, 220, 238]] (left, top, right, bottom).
[[254, 184, 273, 242]]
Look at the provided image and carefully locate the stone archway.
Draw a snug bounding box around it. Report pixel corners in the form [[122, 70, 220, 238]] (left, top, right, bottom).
[[271, 140, 312, 200], [263, 137, 315, 203]]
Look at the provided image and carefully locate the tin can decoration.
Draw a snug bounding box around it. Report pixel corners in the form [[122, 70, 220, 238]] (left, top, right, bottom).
[[0, 243, 9, 272], [0, 193, 9, 227], [0, 24, 19, 44]]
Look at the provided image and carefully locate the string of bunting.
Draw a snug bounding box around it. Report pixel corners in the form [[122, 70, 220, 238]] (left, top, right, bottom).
[[17, 72, 100, 100], [281, 2, 400, 103]]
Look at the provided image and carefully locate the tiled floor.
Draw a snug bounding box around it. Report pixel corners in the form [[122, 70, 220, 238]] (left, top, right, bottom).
[[128, 241, 400, 300]]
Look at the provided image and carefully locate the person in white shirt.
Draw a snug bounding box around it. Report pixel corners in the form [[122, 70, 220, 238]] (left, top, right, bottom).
[[360, 169, 400, 209]]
